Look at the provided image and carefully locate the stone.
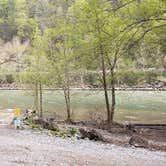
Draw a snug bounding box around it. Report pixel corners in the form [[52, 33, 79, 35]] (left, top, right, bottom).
[[33, 117, 58, 131], [129, 135, 148, 148], [79, 128, 103, 141]]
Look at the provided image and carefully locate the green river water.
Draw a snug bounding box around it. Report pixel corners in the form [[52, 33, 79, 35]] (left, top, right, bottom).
[[0, 90, 165, 123]]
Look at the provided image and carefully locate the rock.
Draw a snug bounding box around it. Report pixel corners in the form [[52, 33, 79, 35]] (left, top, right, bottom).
[[79, 128, 103, 141], [33, 117, 58, 131], [129, 135, 149, 148], [22, 109, 36, 120]]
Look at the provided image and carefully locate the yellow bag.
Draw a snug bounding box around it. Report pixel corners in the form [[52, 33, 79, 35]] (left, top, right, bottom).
[[14, 108, 21, 117]]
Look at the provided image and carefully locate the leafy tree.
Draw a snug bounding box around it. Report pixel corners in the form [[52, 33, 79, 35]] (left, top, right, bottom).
[[70, 0, 126, 125], [21, 32, 51, 117], [41, 21, 75, 122]]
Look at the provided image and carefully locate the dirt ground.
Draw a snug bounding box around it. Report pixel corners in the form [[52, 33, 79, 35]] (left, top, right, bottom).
[[0, 109, 166, 166]]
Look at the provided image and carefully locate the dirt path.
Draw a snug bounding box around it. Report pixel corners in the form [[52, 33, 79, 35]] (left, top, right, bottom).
[[0, 109, 14, 127], [0, 110, 166, 166]]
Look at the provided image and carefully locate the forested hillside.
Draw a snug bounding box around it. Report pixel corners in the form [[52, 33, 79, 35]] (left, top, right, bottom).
[[0, 0, 165, 86]]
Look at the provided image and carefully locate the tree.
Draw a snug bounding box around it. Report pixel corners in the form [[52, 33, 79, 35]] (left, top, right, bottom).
[[0, 37, 28, 68], [70, 0, 125, 125], [42, 22, 75, 122], [21, 33, 51, 117]]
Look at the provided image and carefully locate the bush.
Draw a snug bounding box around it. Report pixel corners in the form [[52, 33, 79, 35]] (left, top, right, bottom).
[[6, 74, 14, 84], [81, 70, 162, 87], [144, 71, 158, 84], [68, 127, 77, 137], [83, 73, 102, 87], [0, 74, 5, 83], [115, 70, 159, 86]]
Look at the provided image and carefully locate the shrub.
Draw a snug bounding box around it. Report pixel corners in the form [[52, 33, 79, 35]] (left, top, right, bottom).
[[115, 70, 159, 86], [144, 71, 158, 84], [6, 74, 14, 84], [83, 73, 102, 87], [68, 127, 77, 137]]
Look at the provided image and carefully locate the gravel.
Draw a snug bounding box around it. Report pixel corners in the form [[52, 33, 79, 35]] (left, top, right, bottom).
[[0, 128, 166, 166]]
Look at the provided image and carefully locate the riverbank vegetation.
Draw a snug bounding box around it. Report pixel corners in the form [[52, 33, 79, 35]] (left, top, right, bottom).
[[0, 0, 165, 126]]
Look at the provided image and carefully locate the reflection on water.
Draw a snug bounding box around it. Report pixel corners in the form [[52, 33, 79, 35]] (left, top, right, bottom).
[[0, 90, 165, 123]]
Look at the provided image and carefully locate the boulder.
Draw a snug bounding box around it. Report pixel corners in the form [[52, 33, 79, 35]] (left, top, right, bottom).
[[33, 117, 58, 131], [129, 135, 148, 148], [79, 128, 103, 141]]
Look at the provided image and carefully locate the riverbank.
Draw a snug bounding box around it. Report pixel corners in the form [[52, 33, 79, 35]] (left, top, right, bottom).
[[31, 117, 166, 152], [0, 109, 166, 166], [0, 84, 166, 91], [0, 87, 166, 91], [0, 127, 166, 166]]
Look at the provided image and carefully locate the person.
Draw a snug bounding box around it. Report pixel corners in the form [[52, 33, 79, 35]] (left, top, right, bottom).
[[13, 107, 21, 129]]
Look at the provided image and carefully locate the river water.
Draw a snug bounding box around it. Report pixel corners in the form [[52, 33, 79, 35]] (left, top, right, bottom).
[[0, 90, 165, 123]]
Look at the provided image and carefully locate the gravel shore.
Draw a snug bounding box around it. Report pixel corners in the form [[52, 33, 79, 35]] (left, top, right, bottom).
[[0, 128, 166, 166]]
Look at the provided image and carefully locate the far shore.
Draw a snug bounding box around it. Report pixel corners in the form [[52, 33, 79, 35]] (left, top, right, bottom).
[[0, 87, 166, 91]]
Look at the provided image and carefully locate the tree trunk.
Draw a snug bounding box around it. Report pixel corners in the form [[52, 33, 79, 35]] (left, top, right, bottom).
[[110, 68, 116, 123], [63, 86, 71, 122], [96, 20, 111, 125], [80, 75, 85, 88], [161, 55, 166, 74], [39, 82, 43, 118], [34, 83, 39, 116], [100, 46, 111, 124], [63, 47, 72, 123]]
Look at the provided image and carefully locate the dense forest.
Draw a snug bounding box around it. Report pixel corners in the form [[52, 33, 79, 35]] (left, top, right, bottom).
[[0, 0, 165, 124]]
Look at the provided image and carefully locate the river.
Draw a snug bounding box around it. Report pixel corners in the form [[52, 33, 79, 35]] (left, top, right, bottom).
[[0, 90, 165, 123]]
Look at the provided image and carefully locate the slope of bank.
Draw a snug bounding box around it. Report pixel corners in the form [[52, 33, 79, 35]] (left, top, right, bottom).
[[0, 128, 166, 166], [0, 109, 166, 166]]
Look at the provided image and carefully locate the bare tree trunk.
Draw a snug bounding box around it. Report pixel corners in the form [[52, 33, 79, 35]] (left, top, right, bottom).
[[66, 81, 71, 121], [63, 85, 71, 122], [34, 83, 39, 116], [96, 18, 111, 125], [63, 47, 71, 123], [160, 55, 166, 74], [80, 75, 85, 88], [110, 68, 115, 122], [100, 46, 111, 124], [39, 82, 43, 118]]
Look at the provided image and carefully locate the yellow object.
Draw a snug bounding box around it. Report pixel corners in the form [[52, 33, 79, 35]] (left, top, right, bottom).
[[14, 108, 21, 117]]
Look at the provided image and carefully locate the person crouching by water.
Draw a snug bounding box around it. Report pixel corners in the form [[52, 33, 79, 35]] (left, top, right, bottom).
[[13, 107, 21, 129]]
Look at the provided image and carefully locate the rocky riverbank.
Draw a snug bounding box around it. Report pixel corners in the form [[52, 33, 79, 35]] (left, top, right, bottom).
[[0, 127, 166, 166], [0, 109, 166, 166], [0, 83, 166, 91]]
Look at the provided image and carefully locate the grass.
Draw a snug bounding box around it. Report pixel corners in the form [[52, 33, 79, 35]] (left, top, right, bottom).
[[0, 90, 165, 124]]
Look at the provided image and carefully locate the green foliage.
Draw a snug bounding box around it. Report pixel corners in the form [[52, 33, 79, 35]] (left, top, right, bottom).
[[83, 73, 102, 87], [5, 74, 14, 84], [115, 70, 159, 86], [68, 127, 77, 137], [50, 130, 58, 136], [50, 126, 77, 138], [0, 74, 6, 83], [0, 74, 15, 84]]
